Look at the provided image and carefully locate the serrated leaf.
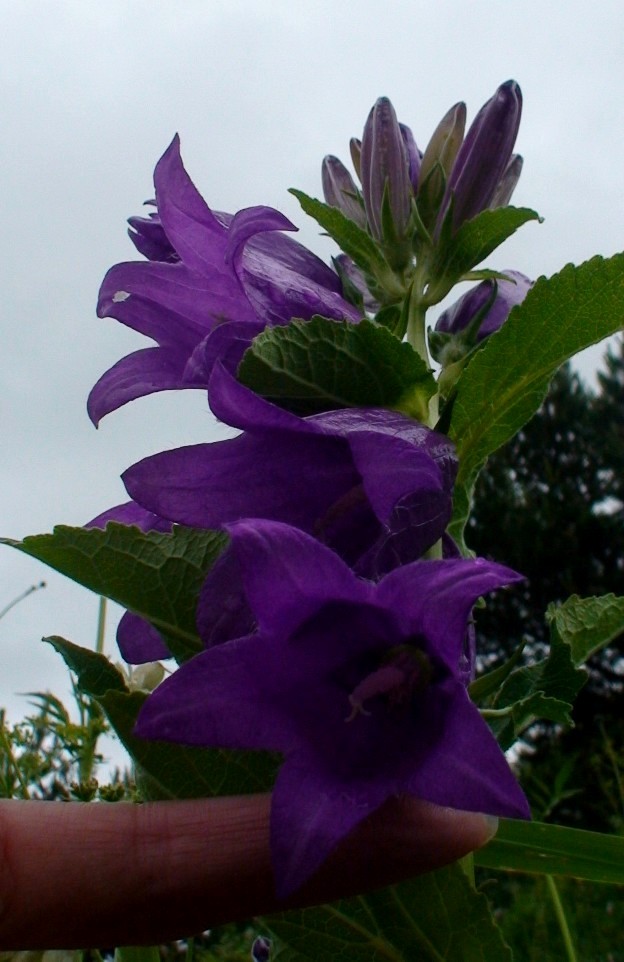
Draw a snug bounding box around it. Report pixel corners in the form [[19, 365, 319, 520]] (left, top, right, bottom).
[[448, 253, 624, 540], [289, 189, 401, 296], [264, 863, 511, 962], [238, 316, 436, 420], [44, 635, 128, 697], [475, 818, 624, 885], [2, 524, 228, 662], [487, 635, 586, 749], [99, 690, 279, 800], [546, 593, 624, 666], [429, 206, 540, 301]]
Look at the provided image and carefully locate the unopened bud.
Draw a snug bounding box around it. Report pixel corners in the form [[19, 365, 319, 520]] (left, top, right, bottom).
[[322, 155, 367, 228], [360, 97, 412, 245]]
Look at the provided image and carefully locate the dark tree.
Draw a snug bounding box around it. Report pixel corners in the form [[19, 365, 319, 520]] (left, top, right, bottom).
[[468, 336, 624, 827]]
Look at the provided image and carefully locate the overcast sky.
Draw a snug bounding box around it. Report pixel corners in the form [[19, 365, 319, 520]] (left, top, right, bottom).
[[2, 1, 623, 756]]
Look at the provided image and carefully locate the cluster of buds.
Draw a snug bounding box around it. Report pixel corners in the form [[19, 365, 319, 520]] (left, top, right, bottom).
[[322, 80, 523, 290]]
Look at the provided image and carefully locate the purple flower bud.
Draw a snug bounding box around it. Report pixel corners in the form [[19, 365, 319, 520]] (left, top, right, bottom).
[[440, 81, 523, 231], [360, 97, 412, 244], [322, 155, 367, 229], [349, 137, 362, 179], [435, 269, 532, 342], [490, 153, 523, 209], [399, 123, 421, 193], [419, 102, 466, 185]]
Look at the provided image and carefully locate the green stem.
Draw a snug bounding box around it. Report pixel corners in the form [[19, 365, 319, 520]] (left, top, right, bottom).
[[546, 874, 577, 962], [0, 581, 46, 622], [95, 595, 107, 655], [479, 706, 515, 719], [0, 718, 29, 799], [405, 284, 429, 361]]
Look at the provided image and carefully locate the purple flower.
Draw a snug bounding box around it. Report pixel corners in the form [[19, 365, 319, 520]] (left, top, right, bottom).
[[135, 519, 529, 897], [120, 362, 457, 636], [119, 365, 457, 648], [88, 136, 360, 425], [435, 270, 533, 343]]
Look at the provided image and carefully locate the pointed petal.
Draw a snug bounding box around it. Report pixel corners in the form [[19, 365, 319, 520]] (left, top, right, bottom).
[[270, 754, 388, 897], [153, 135, 227, 274], [122, 432, 357, 531], [97, 260, 255, 346], [405, 683, 530, 819], [377, 558, 523, 671], [87, 347, 189, 425], [134, 638, 295, 752]]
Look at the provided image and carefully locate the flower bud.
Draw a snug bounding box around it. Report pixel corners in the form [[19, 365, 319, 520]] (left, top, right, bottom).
[[440, 80, 523, 231], [360, 97, 413, 245], [434, 269, 532, 356], [349, 137, 362, 179], [419, 101, 466, 185], [321, 155, 367, 229], [490, 153, 523, 208], [399, 123, 421, 193]]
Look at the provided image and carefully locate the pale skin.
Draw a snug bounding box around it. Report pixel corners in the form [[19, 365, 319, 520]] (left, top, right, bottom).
[[0, 794, 497, 951]]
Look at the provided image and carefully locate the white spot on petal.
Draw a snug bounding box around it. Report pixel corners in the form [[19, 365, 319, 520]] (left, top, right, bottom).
[[113, 290, 131, 302]]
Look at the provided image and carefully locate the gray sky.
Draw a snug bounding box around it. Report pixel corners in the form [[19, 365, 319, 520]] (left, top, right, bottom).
[[2, 1, 623, 752]]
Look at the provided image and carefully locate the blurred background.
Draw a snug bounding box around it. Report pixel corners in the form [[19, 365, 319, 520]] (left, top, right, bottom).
[[2, 0, 623, 749]]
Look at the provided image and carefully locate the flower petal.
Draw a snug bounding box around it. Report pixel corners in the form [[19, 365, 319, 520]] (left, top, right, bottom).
[[87, 346, 189, 425], [405, 682, 530, 819], [226, 519, 371, 635], [117, 611, 171, 664], [270, 753, 388, 897], [135, 637, 296, 753], [377, 557, 523, 670]]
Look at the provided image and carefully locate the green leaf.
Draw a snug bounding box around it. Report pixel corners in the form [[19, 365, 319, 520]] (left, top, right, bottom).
[[475, 818, 624, 885], [289, 189, 402, 296], [265, 864, 511, 961], [546, 592, 624, 666], [44, 636, 279, 799], [238, 316, 436, 420], [469, 642, 526, 703], [449, 253, 624, 540], [2, 524, 228, 662], [428, 206, 541, 301], [100, 690, 279, 800], [44, 635, 128, 697], [486, 634, 586, 749]]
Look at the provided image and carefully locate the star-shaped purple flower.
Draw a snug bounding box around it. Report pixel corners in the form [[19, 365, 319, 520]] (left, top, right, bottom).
[[135, 519, 529, 897], [88, 136, 360, 425]]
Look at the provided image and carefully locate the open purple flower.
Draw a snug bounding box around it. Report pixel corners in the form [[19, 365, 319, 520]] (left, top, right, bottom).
[[135, 519, 529, 897], [123, 363, 456, 565], [120, 362, 457, 645], [88, 136, 360, 425]]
